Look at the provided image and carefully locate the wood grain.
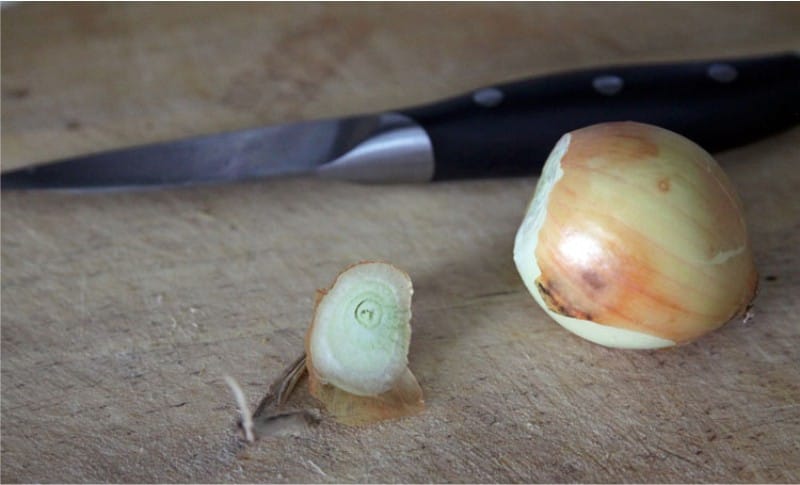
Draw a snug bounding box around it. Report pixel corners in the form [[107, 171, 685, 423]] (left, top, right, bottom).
[[2, 3, 799, 483]]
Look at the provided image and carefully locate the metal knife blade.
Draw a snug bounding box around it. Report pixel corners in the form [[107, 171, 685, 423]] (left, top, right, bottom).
[[0, 112, 434, 191], [3, 52, 799, 191]]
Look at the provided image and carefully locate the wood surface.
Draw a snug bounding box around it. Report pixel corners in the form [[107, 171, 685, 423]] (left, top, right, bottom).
[[2, 3, 799, 483]]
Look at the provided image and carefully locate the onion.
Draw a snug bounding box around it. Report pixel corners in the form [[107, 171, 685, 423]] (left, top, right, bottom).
[[513, 122, 758, 349], [305, 261, 424, 425]]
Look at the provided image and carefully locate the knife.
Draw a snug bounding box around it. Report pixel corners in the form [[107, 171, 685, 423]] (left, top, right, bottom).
[[2, 52, 798, 191]]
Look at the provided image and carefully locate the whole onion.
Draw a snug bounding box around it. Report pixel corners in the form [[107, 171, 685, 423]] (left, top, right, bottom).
[[513, 122, 758, 349]]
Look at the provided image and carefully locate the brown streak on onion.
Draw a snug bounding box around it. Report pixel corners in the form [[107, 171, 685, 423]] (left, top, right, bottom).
[[536, 277, 594, 321]]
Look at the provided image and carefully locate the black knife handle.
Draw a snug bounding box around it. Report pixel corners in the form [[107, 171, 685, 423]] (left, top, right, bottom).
[[400, 52, 800, 181]]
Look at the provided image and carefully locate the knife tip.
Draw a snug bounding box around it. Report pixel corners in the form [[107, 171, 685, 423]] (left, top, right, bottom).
[[0, 168, 34, 190]]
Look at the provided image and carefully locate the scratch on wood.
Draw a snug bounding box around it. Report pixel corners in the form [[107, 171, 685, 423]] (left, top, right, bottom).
[[654, 444, 705, 469], [307, 459, 327, 477], [469, 289, 524, 299], [749, 341, 779, 363], [17, 220, 59, 252], [79, 273, 88, 317]]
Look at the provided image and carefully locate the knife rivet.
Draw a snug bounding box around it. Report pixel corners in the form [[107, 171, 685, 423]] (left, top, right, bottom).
[[592, 75, 624, 96], [472, 87, 504, 107], [707, 63, 738, 83]]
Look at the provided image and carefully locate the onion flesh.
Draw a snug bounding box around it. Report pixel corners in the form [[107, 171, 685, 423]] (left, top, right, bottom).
[[305, 261, 424, 425]]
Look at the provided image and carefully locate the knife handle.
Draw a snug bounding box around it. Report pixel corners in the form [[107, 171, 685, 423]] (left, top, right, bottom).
[[400, 52, 800, 181]]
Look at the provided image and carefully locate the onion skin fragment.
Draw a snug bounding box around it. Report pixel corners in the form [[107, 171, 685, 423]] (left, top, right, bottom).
[[305, 261, 424, 425], [514, 122, 758, 349]]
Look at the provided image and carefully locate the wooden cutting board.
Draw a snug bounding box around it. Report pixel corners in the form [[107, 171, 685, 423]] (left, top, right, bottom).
[[2, 3, 799, 482]]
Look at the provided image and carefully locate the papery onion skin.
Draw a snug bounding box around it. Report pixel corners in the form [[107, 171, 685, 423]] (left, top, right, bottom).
[[513, 122, 758, 349]]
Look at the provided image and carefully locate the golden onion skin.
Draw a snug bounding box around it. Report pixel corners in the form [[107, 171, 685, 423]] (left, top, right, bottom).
[[513, 122, 758, 348]]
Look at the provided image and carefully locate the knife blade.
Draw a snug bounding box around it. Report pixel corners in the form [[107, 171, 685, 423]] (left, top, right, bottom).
[[2, 52, 798, 191]]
